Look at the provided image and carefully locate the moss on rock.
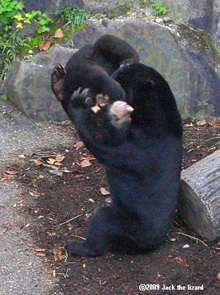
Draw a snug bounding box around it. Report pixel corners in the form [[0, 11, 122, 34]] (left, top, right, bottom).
[[178, 24, 220, 66]]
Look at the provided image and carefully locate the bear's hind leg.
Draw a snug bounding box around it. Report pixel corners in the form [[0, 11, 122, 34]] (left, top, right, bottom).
[[66, 206, 130, 257]]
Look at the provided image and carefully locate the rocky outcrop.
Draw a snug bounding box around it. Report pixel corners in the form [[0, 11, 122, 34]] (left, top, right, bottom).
[[24, 0, 220, 52], [162, 0, 220, 52], [25, 0, 84, 13], [0, 46, 75, 121], [1, 19, 220, 121], [70, 20, 220, 119]]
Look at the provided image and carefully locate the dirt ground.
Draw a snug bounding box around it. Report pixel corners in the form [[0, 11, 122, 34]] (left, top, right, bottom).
[[2, 119, 220, 295]]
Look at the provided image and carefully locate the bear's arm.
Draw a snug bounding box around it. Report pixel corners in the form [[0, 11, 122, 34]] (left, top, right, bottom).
[[94, 34, 139, 67], [66, 88, 133, 158], [112, 63, 183, 138]]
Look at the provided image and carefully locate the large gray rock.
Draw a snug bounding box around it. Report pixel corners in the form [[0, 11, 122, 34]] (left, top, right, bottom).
[[68, 20, 220, 118], [25, 0, 84, 14], [25, 0, 220, 52], [1, 20, 220, 121], [179, 149, 220, 241], [162, 0, 220, 52], [0, 46, 75, 121]]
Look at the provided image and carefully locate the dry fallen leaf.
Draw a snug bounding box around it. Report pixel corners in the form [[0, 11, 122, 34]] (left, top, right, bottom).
[[38, 41, 45, 50], [47, 231, 56, 236], [80, 159, 92, 167], [39, 40, 52, 51], [100, 187, 110, 195], [54, 28, 64, 38], [211, 118, 220, 126], [176, 257, 188, 266], [5, 170, 17, 175], [47, 158, 56, 165], [35, 248, 46, 252], [196, 120, 207, 126], [184, 123, 193, 128], [55, 154, 65, 163], [82, 156, 96, 161], [217, 272, 220, 280], [53, 249, 66, 261], [74, 141, 84, 150], [33, 159, 43, 166], [2, 172, 13, 180]]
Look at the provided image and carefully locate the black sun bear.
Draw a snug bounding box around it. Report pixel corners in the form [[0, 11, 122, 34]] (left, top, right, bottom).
[[51, 34, 139, 108], [51, 35, 183, 257]]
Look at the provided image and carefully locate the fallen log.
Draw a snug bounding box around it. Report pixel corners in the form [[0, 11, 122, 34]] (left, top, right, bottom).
[[179, 149, 220, 241]]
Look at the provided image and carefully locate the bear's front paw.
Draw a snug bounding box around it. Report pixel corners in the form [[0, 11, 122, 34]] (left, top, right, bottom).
[[109, 101, 134, 129], [70, 87, 94, 108], [51, 63, 66, 101]]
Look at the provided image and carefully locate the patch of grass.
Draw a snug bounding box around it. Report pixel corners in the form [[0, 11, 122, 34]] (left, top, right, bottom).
[[151, 1, 169, 16], [0, 5, 95, 80], [0, 29, 29, 79], [60, 6, 90, 29]]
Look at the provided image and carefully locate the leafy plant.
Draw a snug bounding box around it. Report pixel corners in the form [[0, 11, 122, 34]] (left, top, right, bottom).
[[151, 1, 169, 16], [14, 11, 54, 34], [60, 6, 90, 28], [1, 94, 8, 100], [0, 29, 29, 79], [37, 13, 54, 33], [0, 0, 24, 25]]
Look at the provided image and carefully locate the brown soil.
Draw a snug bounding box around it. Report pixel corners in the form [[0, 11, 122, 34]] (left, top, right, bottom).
[[6, 120, 220, 295]]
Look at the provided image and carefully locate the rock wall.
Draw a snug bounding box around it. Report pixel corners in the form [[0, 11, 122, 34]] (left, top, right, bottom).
[[162, 0, 220, 52], [1, 0, 220, 121]]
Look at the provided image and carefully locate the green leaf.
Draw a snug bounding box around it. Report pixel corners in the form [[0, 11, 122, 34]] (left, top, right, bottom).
[[1, 94, 8, 100], [24, 19, 31, 23], [37, 26, 50, 34], [14, 13, 24, 21], [32, 37, 40, 46], [16, 2, 25, 10], [16, 22, 23, 28]]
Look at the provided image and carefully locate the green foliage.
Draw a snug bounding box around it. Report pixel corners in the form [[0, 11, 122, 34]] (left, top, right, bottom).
[[197, 101, 209, 109], [37, 13, 54, 33], [1, 94, 8, 100], [151, 1, 169, 16], [14, 11, 54, 34], [0, 29, 29, 79], [60, 6, 90, 28], [0, 0, 24, 25], [23, 54, 35, 62]]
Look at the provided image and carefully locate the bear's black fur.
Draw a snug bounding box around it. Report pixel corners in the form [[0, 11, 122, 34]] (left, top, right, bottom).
[[51, 36, 182, 257], [51, 34, 139, 112]]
